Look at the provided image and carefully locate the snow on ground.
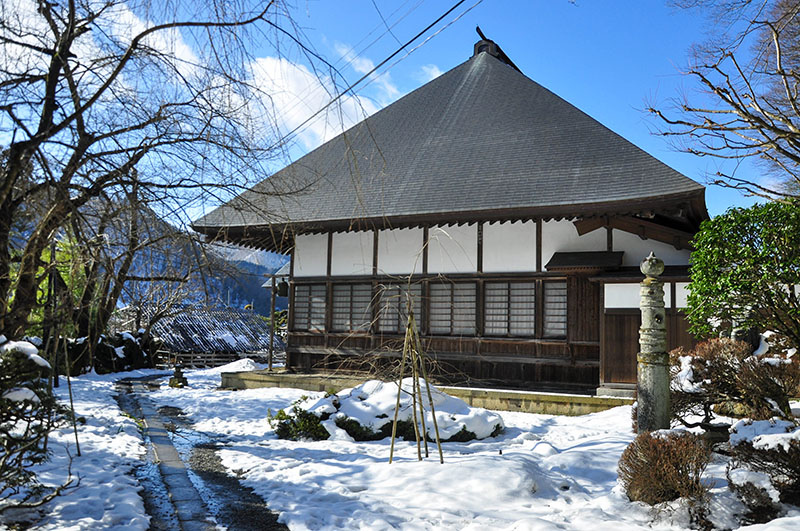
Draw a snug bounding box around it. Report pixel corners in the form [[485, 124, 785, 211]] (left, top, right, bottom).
[[5, 358, 800, 530], [145, 362, 800, 530], [1, 369, 157, 530]]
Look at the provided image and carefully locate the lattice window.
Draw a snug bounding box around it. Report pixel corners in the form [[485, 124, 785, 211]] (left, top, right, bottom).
[[377, 283, 423, 334], [543, 280, 567, 338], [331, 283, 372, 332], [429, 282, 476, 335], [293, 284, 326, 331], [484, 281, 536, 336]]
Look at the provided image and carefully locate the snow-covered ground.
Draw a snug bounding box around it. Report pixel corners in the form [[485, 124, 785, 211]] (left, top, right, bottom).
[[4, 360, 800, 530], [2, 369, 152, 530]]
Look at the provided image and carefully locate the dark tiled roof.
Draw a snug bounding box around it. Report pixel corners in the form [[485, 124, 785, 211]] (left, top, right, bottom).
[[147, 306, 284, 354], [194, 46, 706, 248]]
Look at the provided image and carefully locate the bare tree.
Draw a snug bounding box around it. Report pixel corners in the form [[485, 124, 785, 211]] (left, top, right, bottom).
[[0, 0, 328, 337], [651, 0, 800, 200]]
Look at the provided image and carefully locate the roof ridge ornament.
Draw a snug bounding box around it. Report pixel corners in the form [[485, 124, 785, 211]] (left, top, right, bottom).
[[473, 26, 522, 73]]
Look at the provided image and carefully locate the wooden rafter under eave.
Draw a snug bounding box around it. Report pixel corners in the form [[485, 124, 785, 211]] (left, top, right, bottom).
[[573, 216, 697, 250]]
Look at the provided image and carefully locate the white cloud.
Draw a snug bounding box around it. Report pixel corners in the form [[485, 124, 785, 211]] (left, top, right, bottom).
[[334, 43, 400, 104], [101, 3, 200, 79], [250, 56, 380, 150], [419, 64, 443, 83]]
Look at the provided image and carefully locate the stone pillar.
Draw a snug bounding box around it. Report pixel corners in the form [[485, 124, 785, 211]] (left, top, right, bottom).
[[637, 251, 670, 432]]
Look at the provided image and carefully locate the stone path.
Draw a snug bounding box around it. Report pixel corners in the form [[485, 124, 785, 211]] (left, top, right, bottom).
[[122, 379, 216, 531], [116, 377, 286, 531]]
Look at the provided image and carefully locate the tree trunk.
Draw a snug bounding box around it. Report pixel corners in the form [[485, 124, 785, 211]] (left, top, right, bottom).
[[6, 203, 70, 337]]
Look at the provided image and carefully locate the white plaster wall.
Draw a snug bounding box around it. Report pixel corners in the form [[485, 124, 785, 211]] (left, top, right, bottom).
[[605, 283, 672, 308], [331, 231, 373, 276], [377, 228, 424, 275], [541, 220, 607, 269], [293, 233, 328, 277], [428, 224, 478, 274], [675, 282, 690, 309], [483, 221, 536, 273], [613, 230, 691, 266]]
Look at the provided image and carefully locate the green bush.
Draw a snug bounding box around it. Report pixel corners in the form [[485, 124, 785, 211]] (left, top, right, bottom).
[[268, 406, 329, 441], [333, 415, 502, 443], [1, 341, 70, 510], [334, 417, 392, 441], [618, 431, 711, 505], [444, 425, 477, 443], [687, 201, 800, 349]]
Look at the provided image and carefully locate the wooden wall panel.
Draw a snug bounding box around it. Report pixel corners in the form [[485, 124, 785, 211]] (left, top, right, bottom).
[[602, 308, 699, 385], [571, 344, 600, 361], [480, 340, 538, 356], [668, 310, 698, 353], [426, 337, 477, 354], [602, 310, 639, 384], [568, 277, 600, 342]]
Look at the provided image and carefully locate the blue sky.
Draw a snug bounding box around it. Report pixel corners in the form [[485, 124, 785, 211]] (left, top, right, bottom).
[[263, 0, 764, 217]]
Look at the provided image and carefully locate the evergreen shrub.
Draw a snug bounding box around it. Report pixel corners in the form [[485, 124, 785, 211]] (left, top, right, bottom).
[[267, 406, 330, 441], [0, 340, 69, 510]]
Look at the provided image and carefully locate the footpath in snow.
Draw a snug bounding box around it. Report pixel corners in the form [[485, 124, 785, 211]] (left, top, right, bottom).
[[4, 359, 800, 530]]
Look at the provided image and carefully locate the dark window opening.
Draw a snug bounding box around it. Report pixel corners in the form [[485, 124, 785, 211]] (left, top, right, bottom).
[[429, 282, 476, 335], [543, 280, 567, 338], [331, 283, 372, 332], [484, 281, 536, 337], [293, 284, 326, 332], [377, 283, 423, 334]]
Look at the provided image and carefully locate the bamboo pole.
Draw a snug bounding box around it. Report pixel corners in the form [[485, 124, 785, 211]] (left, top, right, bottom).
[[410, 315, 429, 458], [388, 319, 412, 464], [409, 356, 422, 461], [412, 315, 443, 463], [268, 275, 276, 371], [62, 337, 81, 456]]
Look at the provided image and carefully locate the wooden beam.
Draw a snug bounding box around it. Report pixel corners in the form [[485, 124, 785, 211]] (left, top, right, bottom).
[[536, 219, 542, 272], [611, 216, 695, 250], [477, 222, 484, 273], [574, 217, 606, 236], [599, 283, 606, 385], [422, 225, 429, 275], [576, 215, 695, 250], [372, 229, 379, 276], [326, 232, 333, 276]]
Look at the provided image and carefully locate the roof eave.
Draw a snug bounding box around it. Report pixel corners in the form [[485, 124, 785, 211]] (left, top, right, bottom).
[[192, 188, 707, 253]]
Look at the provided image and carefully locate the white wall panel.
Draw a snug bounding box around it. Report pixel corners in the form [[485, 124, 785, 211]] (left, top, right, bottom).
[[293, 233, 328, 277], [541, 220, 606, 269], [331, 231, 373, 276], [675, 282, 690, 309], [377, 228, 423, 275], [427, 224, 478, 274], [604, 283, 672, 308], [613, 230, 691, 266], [483, 221, 536, 273]]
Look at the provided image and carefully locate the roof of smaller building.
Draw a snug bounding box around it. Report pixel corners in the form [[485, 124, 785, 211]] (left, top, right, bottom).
[[194, 39, 707, 252], [545, 251, 624, 272], [143, 306, 284, 354]]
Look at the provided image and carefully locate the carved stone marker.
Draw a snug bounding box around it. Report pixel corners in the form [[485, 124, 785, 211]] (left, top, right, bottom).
[[637, 251, 670, 432], [169, 364, 189, 388]]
